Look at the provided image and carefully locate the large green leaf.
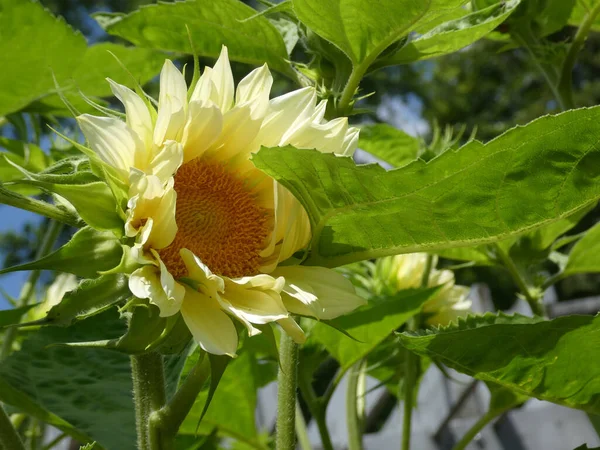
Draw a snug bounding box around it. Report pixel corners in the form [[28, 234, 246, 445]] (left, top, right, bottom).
[[0, 310, 135, 450], [179, 349, 262, 446], [375, 0, 520, 67], [358, 124, 420, 168], [94, 0, 292, 76], [0, 227, 123, 279], [0, 0, 86, 116], [399, 313, 600, 414], [0, 0, 164, 117], [309, 288, 438, 371], [29, 43, 166, 116], [292, 0, 465, 68], [253, 107, 600, 268], [563, 222, 600, 277]]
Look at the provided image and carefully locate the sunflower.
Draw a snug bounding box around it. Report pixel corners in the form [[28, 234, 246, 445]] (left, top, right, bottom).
[[76, 47, 365, 356]]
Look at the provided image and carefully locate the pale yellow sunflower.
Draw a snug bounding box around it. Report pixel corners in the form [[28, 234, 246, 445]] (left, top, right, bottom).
[[373, 253, 472, 326], [76, 47, 364, 356]]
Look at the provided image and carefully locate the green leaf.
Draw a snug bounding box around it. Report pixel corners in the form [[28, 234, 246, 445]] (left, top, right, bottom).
[[309, 288, 438, 370], [44, 274, 130, 327], [292, 0, 465, 68], [486, 381, 528, 414], [16, 180, 123, 233], [399, 313, 600, 414], [253, 107, 600, 268], [31, 43, 166, 116], [94, 0, 292, 76], [574, 444, 600, 450], [179, 351, 260, 444], [0, 304, 37, 327], [563, 222, 600, 277], [0, 0, 87, 116], [79, 443, 100, 450], [358, 124, 420, 168], [375, 0, 521, 67], [0, 310, 135, 449], [0, 227, 123, 279]]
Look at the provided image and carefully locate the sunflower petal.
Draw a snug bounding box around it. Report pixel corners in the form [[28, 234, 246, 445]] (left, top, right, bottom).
[[129, 263, 184, 317], [181, 286, 238, 356], [272, 266, 366, 320], [154, 60, 187, 147]]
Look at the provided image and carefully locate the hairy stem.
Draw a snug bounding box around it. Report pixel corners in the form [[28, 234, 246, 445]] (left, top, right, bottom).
[[0, 405, 25, 450], [1, 220, 63, 360], [276, 329, 300, 450], [131, 352, 167, 450]]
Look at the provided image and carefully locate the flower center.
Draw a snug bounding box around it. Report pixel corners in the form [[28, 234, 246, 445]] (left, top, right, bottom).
[[159, 158, 270, 279]]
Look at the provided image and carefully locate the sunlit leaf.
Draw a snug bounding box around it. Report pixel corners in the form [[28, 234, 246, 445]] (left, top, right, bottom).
[[94, 0, 292, 76], [358, 124, 420, 168], [374, 0, 521, 67], [293, 0, 465, 67], [563, 222, 600, 277], [0, 227, 123, 279], [254, 107, 600, 267], [309, 288, 438, 370], [399, 313, 600, 413]]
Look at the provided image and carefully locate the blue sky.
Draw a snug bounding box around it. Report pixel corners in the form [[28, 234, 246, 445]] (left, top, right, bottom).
[[0, 207, 42, 309]]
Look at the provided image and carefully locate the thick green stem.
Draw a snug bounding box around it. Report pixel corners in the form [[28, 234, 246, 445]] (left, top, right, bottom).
[[0, 405, 25, 450], [558, 3, 600, 110], [131, 352, 167, 450], [150, 354, 210, 445], [347, 360, 366, 450], [276, 328, 300, 450], [494, 244, 545, 317], [1, 220, 63, 360], [451, 411, 496, 450]]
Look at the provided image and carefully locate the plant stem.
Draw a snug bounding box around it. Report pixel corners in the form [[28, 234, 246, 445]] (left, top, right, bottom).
[[451, 411, 495, 450], [0, 187, 82, 229], [0, 405, 25, 450], [401, 347, 418, 450], [0, 220, 63, 360], [150, 354, 210, 445], [558, 2, 600, 110], [131, 352, 167, 450], [511, 27, 567, 111], [494, 244, 545, 317], [276, 327, 300, 450], [295, 403, 312, 450], [298, 373, 335, 450], [347, 360, 366, 450]]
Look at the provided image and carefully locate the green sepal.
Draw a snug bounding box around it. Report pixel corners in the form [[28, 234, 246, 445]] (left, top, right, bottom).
[[41, 274, 130, 327], [99, 244, 141, 276], [0, 226, 123, 279]]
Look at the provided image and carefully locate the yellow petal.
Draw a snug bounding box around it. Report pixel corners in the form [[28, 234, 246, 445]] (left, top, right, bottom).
[[181, 286, 238, 356], [210, 46, 234, 111], [153, 60, 187, 147], [129, 263, 184, 317], [77, 114, 142, 179], [277, 317, 306, 344], [181, 101, 223, 162], [107, 79, 154, 156], [235, 64, 273, 119], [180, 248, 225, 296], [217, 274, 288, 334], [150, 140, 183, 182], [272, 266, 366, 320]]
